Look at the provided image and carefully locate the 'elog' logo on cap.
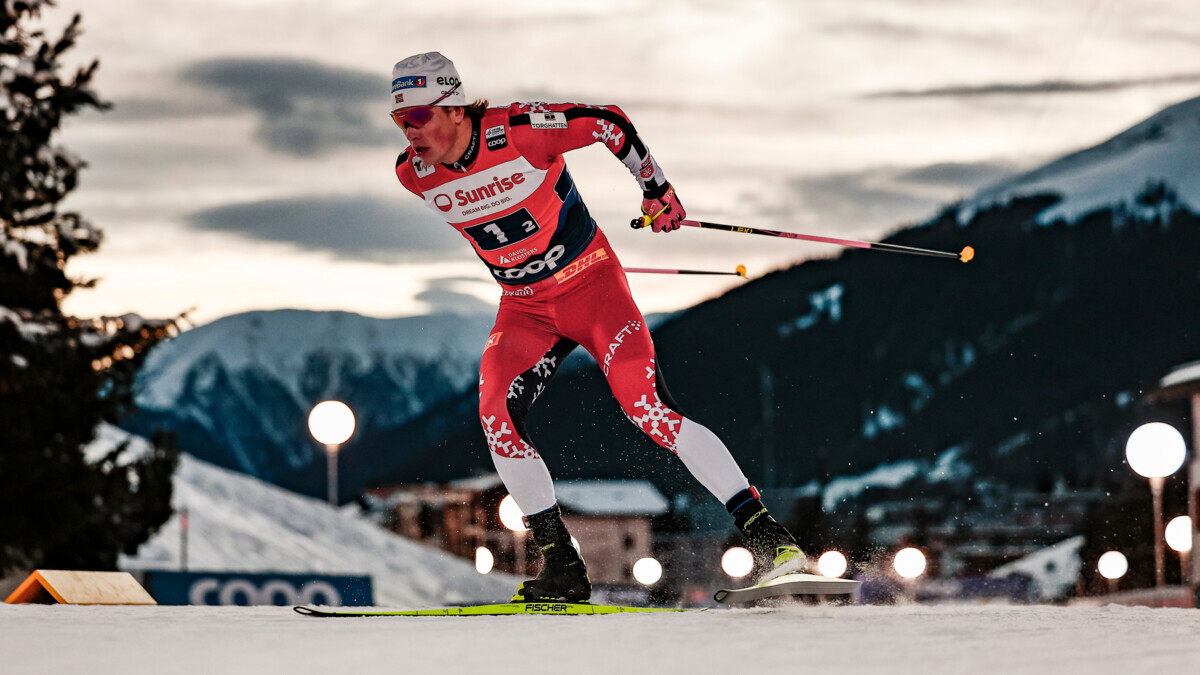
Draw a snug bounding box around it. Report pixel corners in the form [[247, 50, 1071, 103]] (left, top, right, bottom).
[[392, 76, 427, 92]]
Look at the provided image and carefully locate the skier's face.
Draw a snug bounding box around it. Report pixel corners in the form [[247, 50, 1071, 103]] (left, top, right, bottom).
[[402, 107, 465, 165]]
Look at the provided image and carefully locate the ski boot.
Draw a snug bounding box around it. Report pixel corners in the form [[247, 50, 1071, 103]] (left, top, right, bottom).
[[726, 486, 807, 584], [511, 504, 592, 603]]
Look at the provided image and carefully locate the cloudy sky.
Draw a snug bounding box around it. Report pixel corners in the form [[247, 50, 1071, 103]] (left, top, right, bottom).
[[42, 0, 1200, 325]]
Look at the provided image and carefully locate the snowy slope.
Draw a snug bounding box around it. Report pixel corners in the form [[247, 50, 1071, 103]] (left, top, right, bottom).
[[989, 536, 1085, 602], [960, 94, 1200, 223], [110, 425, 515, 606], [5, 604, 1200, 675]]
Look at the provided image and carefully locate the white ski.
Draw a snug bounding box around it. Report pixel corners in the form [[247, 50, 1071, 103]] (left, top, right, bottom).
[[713, 573, 861, 604]]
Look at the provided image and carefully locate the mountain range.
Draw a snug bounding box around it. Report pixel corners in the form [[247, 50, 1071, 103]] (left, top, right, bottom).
[[127, 94, 1200, 509], [126, 310, 493, 496]]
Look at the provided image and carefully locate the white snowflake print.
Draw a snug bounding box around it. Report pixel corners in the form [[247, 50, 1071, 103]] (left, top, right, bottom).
[[481, 414, 514, 456], [533, 355, 557, 379], [628, 392, 682, 448], [482, 413, 539, 458], [592, 120, 624, 149], [513, 439, 540, 459], [507, 375, 525, 400]]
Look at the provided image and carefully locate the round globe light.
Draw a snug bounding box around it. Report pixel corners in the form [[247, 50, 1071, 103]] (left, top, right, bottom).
[[818, 550, 848, 578], [893, 547, 926, 579], [721, 547, 754, 579], [1097, 550, 1128, 580], [1125, 422, 1186, 479], [307, 400, 356, 446], [498, 494, 528, 532], [632, 557, 663, 586], [1166, 515, 1192, 553], [475, 547, 495, 574]]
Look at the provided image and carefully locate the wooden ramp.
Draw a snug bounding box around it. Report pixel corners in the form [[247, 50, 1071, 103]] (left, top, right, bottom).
[[4, 570, 157, 605]]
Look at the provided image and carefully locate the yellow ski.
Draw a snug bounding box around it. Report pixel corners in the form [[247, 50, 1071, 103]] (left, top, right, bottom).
[[294, 602, 686, 617]]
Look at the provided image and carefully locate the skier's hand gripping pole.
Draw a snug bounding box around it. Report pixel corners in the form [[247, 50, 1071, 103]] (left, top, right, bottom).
[[639, 184, 686, 233]]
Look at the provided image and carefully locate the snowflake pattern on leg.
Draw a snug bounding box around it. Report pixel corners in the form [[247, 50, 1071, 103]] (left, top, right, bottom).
[[507, 375, 525, 400], [533, 355, 557, 379], [481, 413, 539, 459], [480, 413, 513, 456], [627, 391, 682, 452]]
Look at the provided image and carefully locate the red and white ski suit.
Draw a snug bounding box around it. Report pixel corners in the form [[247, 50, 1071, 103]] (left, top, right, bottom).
[[396, 102, 749, 514]]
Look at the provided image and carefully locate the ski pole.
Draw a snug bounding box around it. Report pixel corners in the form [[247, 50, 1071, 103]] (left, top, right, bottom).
[[623, 265, 747, 277], [631, 216, 974, 263]]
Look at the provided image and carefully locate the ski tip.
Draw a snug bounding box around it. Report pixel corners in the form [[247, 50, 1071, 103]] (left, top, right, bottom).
[[712, 590, 729, 603], [293, 606, 314, 616]]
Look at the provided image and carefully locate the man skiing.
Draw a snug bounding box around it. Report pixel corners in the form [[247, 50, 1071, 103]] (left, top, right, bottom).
[[391, 52, 805, 603]]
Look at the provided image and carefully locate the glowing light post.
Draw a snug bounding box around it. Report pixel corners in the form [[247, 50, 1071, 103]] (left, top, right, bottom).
[[1126, 422, 1187, 587], [721, 547, 754, 580], [308, 401, 356, 507], [1166, 515, 1193, 586], [475, 547, 495, 575], [818, 551, 848, 578], [893, 547, 926, 600], [498, 494, 528, 577], [1098, 550, 1128, 594], [633, 558, 663, 587], [816, 550, 849, 604]]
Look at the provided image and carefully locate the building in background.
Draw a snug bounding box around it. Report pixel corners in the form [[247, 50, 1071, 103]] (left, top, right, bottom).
[[364, 476, 670, 587]]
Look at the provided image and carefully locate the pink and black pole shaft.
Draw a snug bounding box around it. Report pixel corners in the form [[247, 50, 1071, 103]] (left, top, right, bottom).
[[623, 264, 747, 277], [631, 216, 974, 263]]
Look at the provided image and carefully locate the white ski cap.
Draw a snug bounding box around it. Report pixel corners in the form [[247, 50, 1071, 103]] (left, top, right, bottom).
[[390, 51, 466, 113]]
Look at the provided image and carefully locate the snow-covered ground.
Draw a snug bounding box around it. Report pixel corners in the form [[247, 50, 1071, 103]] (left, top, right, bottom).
[[113, 430, 516, 606], [4, 603, 1200, 674]]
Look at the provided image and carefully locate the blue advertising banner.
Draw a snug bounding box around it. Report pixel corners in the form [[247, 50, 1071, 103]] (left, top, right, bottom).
[[144, 571, 373, 606]]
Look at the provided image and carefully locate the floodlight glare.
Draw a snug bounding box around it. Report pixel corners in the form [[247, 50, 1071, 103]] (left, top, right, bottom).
[[307, 400, 356, 446], [475, 547, 495, 574], [893, 547, 926, 579], [1098, 551, 1128, 580], [818, 550, 848, 578], [721, 547, 754, 578], [1166, 516, 1192, 553], [498, 494, 528, 532], [632, 557, 663, 586], [1125, 422, 1186, 479]]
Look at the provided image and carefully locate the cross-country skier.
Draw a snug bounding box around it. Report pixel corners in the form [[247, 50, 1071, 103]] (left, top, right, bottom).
[[390, 52, 805, 602]]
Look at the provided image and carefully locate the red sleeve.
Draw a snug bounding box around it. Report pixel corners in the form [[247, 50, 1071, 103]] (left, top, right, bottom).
[[506, 102, 671, 199]]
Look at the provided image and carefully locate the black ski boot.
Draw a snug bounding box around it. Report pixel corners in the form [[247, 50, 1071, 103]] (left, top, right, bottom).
[[511, 504, 591, 603], [726, 487, 807, 583]]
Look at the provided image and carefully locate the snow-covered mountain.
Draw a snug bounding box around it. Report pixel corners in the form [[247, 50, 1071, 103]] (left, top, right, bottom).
[[127, 310, 494, 495], [959, 94, 1200, 223], [100, 422, 516, 606]]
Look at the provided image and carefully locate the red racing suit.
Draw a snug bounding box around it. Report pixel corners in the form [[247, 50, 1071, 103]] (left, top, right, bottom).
[[395, 102, 749, 515]]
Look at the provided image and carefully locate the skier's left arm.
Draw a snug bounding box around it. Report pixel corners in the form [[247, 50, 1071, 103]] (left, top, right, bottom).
[[507, 102, 686, 232]]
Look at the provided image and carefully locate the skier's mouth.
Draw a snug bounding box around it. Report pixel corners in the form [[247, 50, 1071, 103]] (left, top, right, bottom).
[[412, 144, 430, 157]]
